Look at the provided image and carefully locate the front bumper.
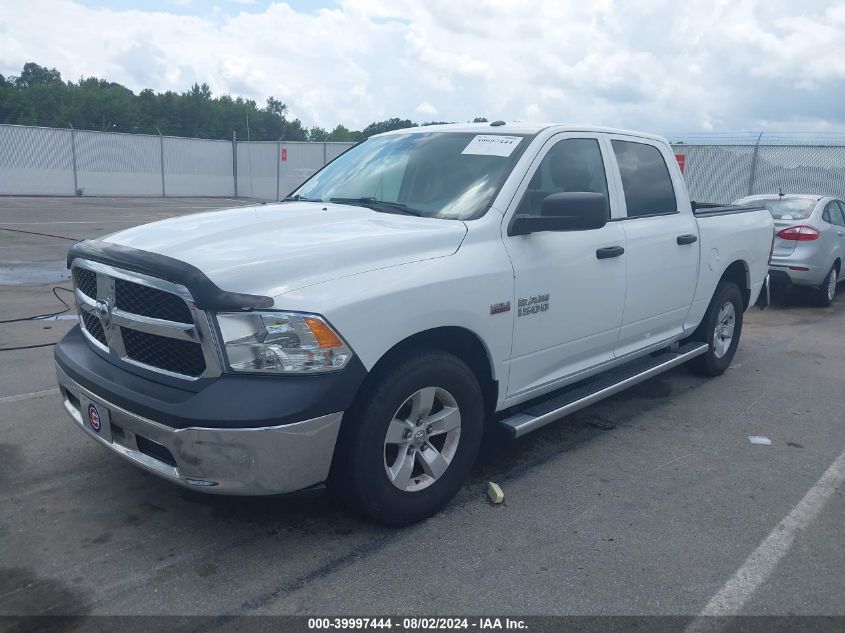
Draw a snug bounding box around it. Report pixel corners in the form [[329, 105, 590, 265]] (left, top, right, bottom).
[[56, 362, 343, 495]]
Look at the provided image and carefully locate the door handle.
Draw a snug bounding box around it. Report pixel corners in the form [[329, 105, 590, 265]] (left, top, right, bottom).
[[677, 234, 698, 245], [596, 245, 625, 259]]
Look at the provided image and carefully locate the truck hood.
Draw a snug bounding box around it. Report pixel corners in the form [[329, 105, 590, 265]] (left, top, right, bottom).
[[105, 202, 468, 297]]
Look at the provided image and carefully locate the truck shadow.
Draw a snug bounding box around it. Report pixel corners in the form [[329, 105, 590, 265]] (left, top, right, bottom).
[[162, 368, 700, 532]]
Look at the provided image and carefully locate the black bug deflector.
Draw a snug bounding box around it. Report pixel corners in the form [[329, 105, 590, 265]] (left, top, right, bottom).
[[67, 240, 274, 312]]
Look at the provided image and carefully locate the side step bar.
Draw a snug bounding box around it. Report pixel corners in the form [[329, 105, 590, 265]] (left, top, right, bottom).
[[498, 342, 708, 438]]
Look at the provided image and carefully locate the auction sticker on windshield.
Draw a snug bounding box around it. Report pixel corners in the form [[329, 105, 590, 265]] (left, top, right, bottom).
[[461, 135, 522, 157]]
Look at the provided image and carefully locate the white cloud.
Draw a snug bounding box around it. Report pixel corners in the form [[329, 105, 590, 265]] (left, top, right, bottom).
[[0, 0, 843, 132], [415, 100, 437, 116]]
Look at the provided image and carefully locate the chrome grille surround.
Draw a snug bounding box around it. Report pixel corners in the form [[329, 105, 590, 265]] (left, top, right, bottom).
[[71, 259, 222, 381]]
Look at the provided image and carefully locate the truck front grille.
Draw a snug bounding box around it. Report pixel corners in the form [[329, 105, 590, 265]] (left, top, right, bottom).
[[115, 278, 193, 324], [81, 311, 107, 346], [71, 260, 220, 380], [73, 267, 97, 299], [122, 329, 207, 377]]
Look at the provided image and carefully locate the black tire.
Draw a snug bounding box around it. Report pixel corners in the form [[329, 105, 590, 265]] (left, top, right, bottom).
[[329, 350, 484, 526], [815, 264, 838, 307], [686, 281, 744, 377]]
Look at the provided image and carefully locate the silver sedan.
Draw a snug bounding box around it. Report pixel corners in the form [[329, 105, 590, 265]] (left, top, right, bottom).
[[735, 194, 845, 306]]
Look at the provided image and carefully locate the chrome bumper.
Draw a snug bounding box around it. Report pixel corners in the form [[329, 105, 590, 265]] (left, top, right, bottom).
[[55, 363, 343, 495]]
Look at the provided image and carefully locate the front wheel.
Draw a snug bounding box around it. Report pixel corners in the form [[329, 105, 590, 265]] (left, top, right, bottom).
[[686, 281, 744, 377], [330, 350, 484, 526]]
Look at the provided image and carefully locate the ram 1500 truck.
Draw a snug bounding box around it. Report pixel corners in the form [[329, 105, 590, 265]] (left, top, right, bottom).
[[55, 123, 774, 525]]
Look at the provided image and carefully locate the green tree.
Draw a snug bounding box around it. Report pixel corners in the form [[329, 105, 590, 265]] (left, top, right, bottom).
[[360, 118, 415, 137], [15, 62, 63, 88], [326, 124, 361, 142], [308, 126, 329, 142], [0, 61, 433, 144]]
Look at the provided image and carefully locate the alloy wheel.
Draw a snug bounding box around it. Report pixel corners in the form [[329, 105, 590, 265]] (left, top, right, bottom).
[[383, 386, 461, 492], [713, 301, 736, 359]]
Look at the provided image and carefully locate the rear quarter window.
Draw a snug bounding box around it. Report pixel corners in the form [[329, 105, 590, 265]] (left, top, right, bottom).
[[611, 140, 677, 217]]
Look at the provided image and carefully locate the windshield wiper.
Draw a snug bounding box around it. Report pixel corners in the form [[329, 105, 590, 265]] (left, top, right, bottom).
[[282, 194, 322, 202], [329, 197, 424, 217]]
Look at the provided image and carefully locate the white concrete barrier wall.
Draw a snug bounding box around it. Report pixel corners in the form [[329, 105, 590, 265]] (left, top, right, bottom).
[[75, 130, 162, 196], [0, 125, 76, 195], [0, 124, 354, 200], [165, 137, 235, 197]]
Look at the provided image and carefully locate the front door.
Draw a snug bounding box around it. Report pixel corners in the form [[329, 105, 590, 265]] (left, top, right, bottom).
[[503, 134, 627, 402]]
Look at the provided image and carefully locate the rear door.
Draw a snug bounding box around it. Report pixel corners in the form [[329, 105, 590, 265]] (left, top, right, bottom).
[[503, 133, 627, 401], [606, 136, 700, 357], [828, 201, 845, 279]]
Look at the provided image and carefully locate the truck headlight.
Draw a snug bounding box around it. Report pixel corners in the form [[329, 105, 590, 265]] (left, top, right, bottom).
[[216, 312, 353, 374]]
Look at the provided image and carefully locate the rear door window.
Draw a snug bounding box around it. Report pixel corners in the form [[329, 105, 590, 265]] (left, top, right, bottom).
[[830, 201, 845, 226], [611, 140, 677, 217]]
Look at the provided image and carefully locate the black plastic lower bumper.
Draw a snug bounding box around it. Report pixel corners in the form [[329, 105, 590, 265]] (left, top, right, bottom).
[[768, 269, 793, 287], [54, 325, 367, 430]]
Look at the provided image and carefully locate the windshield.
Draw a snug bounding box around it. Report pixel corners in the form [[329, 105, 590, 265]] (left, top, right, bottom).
[[745, 197, 817, 220], [290, 132, 530, 220]]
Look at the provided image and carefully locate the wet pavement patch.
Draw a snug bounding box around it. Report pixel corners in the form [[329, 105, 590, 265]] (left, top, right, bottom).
[[0, 261, 70, 286], [0, 567, 91, 617]]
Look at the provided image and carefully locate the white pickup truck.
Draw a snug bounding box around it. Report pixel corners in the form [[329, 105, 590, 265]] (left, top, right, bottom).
[[55, 123, 774, 525]]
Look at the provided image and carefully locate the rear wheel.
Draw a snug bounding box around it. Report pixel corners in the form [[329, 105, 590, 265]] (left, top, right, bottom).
[[330, 350, 484, 526], [686, 281, 744, 377], [815, 264, 838, 307]]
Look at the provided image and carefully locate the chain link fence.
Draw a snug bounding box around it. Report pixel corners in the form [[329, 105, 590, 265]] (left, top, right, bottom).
[[0, 123, 355, 199], [3, 123, 845, 204], [670, 139, 845, 203]]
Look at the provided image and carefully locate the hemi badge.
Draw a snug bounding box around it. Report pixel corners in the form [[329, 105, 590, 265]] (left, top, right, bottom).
[[490, 301, 511, 315]]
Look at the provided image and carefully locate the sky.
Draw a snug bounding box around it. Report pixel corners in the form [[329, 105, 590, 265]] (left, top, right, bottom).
[[1, 0, 844, 133]]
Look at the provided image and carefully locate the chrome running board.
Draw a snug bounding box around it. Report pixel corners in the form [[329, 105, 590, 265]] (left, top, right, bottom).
[[498, 342, 708, 438]]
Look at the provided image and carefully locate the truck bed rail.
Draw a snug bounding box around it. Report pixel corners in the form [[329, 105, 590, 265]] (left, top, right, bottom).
[[692, 202, 765, 217]]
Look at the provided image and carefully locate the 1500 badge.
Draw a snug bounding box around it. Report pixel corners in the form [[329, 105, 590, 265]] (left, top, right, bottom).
[[517, 293, 550, 316]]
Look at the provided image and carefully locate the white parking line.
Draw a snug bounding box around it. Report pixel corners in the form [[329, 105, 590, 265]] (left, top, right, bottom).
[[693, 447, 845, 620], [0, 388, 59, 405]]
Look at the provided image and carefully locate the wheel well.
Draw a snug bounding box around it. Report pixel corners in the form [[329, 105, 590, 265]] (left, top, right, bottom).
[[834, 258, 841, 274], [367, 327, 498, 420], [721, 260, 751, 309]]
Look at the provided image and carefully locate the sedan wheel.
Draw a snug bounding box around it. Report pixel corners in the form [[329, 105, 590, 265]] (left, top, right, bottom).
[[816, 265, 839, 307], [827, 268, 837, 302]]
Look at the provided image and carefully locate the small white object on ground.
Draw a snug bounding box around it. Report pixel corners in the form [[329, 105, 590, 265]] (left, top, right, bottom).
[[748, 436, 772, 446], [487, 481, 505, 504]]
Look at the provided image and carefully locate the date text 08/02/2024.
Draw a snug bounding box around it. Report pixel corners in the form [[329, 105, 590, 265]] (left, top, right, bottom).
[[307, 617, 528, 630]]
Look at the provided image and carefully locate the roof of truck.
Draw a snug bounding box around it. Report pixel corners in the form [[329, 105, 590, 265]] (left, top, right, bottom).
[[376, 121, 669, 143]]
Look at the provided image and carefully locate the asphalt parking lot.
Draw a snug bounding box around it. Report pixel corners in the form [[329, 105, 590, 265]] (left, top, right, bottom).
[[1, 196, 844, 620]]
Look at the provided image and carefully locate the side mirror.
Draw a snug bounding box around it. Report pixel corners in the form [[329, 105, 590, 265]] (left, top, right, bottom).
[[510, 192, 608, 236]]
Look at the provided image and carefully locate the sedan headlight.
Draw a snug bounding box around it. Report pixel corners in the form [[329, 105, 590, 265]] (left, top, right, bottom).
[[216, 311, 353, 374]]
